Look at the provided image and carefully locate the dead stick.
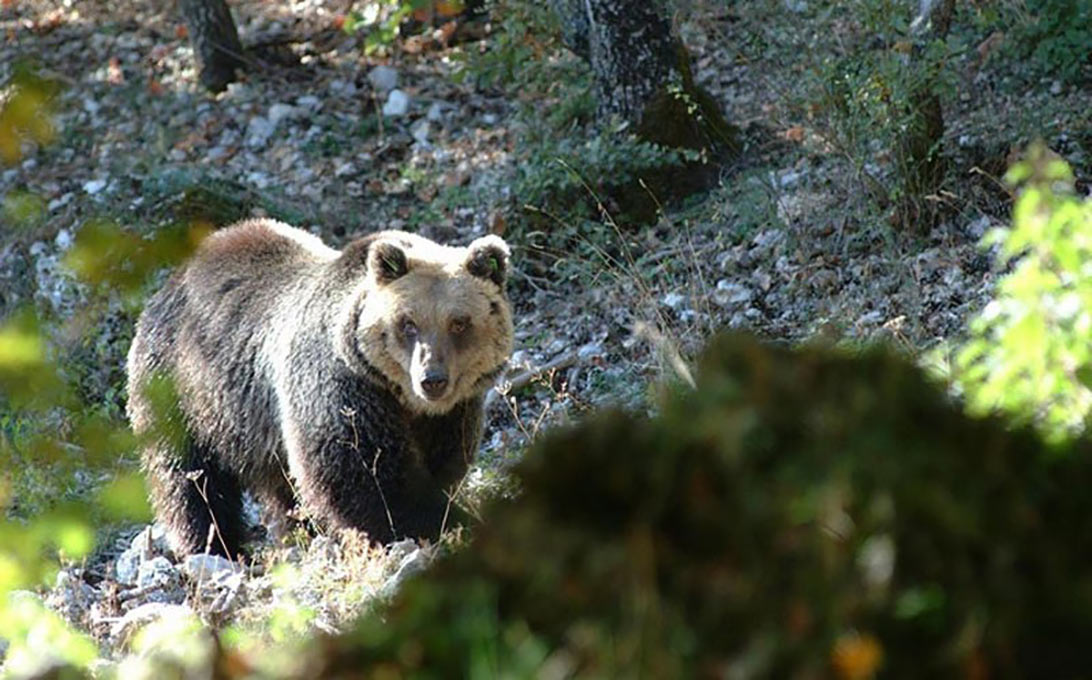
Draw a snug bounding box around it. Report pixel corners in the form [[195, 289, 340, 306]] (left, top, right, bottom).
[[485, 352, 579, 411]]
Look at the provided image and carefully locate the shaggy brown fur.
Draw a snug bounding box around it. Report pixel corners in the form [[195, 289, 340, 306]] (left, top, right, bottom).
[[126, 219, 513, 557]]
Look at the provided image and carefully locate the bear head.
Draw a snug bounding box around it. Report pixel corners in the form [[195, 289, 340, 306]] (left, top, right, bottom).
[[341, 232, 514, 415]]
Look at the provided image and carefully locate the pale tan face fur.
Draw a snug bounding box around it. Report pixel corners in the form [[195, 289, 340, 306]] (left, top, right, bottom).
[[355, 234, 514, 415]]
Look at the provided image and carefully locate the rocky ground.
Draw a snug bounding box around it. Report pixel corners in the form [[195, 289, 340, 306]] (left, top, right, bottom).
[[2, 0, 1089, 672]]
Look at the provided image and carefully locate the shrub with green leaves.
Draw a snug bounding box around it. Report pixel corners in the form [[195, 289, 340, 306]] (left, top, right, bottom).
[[1008, 0, 1092, 85], [956, 146, 1092, 443], [304, 334, 1092, 678]]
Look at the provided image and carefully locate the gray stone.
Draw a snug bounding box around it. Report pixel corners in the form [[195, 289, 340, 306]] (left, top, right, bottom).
[[426, 101, 446, 122], [382, 89, 411, 117], [268, 102, 300, 127], [411, 119, 431, 147], [181, 553, 241, 581], [713, 280, 752, 307], [129, 524, 170, 558], [83, 178, 107, 195], [380, 548, 429, 598], [47, 193, 73, 212], [115, 548, 141, 586], [661, 292, 686, 309], [296, 94, 322, 112], [110, 603, 195, 646], [136, 556, 178, 590], [245, 115, 276, 149], [368, 65, 399, 92], [577, 342, 605, 361]]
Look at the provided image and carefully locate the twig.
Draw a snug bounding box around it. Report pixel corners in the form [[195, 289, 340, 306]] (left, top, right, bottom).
[[485, 351, 579, 412]]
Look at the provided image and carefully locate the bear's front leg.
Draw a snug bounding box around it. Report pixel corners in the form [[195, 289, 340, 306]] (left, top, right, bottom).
[[283, 378, 455, 544]]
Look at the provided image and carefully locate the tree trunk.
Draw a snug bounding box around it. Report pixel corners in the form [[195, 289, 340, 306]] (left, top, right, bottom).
[[897, 0, 955, 231], [550, 0, 739, 219], [179, 0, 245, 93], [554, 0, 737, 153]]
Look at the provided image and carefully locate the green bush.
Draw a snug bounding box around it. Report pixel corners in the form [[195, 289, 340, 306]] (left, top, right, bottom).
[[304, 334, 1092, 678], [956, 146, 1092, 443], [1009, 0, 1092, 84]]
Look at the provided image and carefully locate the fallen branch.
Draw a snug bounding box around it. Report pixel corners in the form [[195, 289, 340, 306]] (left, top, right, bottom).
[[485, 351, 579, 412]]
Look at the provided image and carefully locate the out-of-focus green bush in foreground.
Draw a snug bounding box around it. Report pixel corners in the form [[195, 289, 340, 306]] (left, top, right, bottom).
[[956, 145, 1092, 444], [307, 334, 1092, 679]]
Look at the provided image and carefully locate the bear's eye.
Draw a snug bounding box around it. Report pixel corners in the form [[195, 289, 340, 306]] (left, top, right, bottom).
[[400, 318, 418, 339], [449, 318, 470, 335]]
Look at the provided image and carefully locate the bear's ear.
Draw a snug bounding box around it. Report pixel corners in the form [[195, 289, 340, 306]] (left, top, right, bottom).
[[368, 241, 409, 283], [465, 235, 509, 287]]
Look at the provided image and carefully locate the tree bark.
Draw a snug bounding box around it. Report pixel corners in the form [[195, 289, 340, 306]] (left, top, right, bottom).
[[550, 0, 739, 218], [179, 0, 245, 93], [554, 0, 737, 151], [897, 0, 956, 231]]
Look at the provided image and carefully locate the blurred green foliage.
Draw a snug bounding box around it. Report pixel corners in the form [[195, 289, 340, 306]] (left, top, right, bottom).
[[0, 60, 62, 166], [304, 334, 1092, 678], [956, 146, 1092, 443], [0, 60, 213, 675], [343, 0, 462, 55], [806, 0, 957, 219], [1005, 0, 1092, 85]]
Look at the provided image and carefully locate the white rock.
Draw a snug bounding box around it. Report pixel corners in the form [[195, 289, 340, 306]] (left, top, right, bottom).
[[181, 554, 240, 581], [47, 193, 73, 212], [380, 549, 429, 598], [329, 78, 358, 96], [83, 179, 107, 195], [714, 280, 752, 306], [296, 94, 321, 112], [411, 119, 431, 146], [387, 538, 418, 564], [334, 160, 355, 178], [110, 603, 194, 643], [966, 215, 991, 240], [116, 549, 141, 586], [206, 146, 229, 162], [662, 292, 686, 309], [247, 170, 272, 188], [53, 229, 72, 250], [268, 102, 299, 127], [857, 310, 884, 326], [382, 89, 410, 117], [368, 65, 399, 92], [129, 524, 170, 557], [136, 556, 177, 590], [245, 115, 276, 148], [577, 342, 605, 361], [778, 169, 802, 188], [426, 101, 446, 122]]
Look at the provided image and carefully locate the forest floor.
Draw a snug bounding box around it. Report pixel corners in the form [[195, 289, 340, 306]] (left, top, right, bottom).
[[1, 0, 1089, 671]]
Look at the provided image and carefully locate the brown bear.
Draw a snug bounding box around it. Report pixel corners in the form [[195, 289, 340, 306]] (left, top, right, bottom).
[[126, 219, 513, 558]]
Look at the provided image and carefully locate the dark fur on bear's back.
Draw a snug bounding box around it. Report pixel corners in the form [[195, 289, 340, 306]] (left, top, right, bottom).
[[127, 219, 513, 557]]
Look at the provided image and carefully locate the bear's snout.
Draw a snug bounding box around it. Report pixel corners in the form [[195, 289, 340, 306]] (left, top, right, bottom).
[[420, 369, 449, 399]]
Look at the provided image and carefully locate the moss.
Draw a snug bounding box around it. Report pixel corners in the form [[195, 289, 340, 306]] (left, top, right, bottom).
[[616, 44, 741, 222]]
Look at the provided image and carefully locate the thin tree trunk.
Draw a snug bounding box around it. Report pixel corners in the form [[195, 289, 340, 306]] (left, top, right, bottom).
[[180, 0, 245, 93], [898, 0, 956, 231], [551, 0, 739, 219]]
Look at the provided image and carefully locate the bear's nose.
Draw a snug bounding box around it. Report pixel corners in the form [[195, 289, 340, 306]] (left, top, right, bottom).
[[420, 371, 449, 399]]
